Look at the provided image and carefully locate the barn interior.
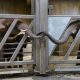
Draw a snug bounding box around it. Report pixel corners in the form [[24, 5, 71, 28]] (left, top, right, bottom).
[[0, 0, 80, 80]]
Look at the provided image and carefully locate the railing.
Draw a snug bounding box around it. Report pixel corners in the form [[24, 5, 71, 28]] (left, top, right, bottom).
[[0, 14, 35, 73], [0, 14, 35, 19], [0, 9, 80, 75]]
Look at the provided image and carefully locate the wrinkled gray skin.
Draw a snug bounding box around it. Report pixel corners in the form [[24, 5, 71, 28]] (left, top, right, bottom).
[[1, 19, 80, 44], [23, 20, 80, 44]]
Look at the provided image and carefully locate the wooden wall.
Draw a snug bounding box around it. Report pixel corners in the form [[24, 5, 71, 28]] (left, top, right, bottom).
[[49, 0, 80, 15], [0, 0, 31, 14]]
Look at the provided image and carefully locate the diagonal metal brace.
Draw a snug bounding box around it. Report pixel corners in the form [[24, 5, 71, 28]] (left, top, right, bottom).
[[9, 22, 33, 62], [64, 29, 80, 60], [0, 19, 18, 50], [9, 34, 27, 62]]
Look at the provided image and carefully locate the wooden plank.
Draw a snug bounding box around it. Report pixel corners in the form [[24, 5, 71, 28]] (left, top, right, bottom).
[[5, 43, 26, 45], [35, 0, 41, 73], [0, 68, 28, 75], [0, 0, 27, 14], [40, 0, 48, 74], [31, 0, 36, 63], [49, 0, 80, 15]]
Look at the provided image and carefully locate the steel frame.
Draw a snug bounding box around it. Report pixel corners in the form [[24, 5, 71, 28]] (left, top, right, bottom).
[[34, 0, 48, 74], [0, 0, 80, 75], [0, 14, 35, 19], [34, 0, 80, 74], [0, 19, 18, 50], [0, 14, 35, 73]]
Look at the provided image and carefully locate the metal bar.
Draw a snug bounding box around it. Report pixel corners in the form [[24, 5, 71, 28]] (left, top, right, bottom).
[[31, 0, 36, 65], [1, 14, 80, 18], [64, 29, 80, 60], [0, 60, 35, 66], [39, 0, 48, 74], [0, 14, 35, 19], [0, 68, 28, 75], [49, 59, 80, 64], [9, 34, 27, 62], [5, 43, 26, 45], [54, 66, 80, 72], [1, 14, 80, 19], [34, 0, 48, 74], [3, 52, 32, 55], [49, 15, 80, 20], [0, 19, 18, 50], [35, 0, 40, 73], [49, 15, 80, 17]]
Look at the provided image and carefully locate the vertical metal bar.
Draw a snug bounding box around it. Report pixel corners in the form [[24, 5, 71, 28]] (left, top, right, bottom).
[[5, 58, 7, 68], [10, 34, 27, 62], [31, 0, 36, 64], [35, 0, 48, 74], [35, 0, 40, 72], [17, 57, 19, 68], [64, 30, 80, 60], [39, 0, 48, 74], [0, 19, 18, 50]]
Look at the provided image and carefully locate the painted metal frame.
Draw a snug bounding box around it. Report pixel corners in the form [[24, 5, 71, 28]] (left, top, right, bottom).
[[0, 19, 18, 50], [35, 0, 48, 74], [0, 14, 35, 72], [0, 0, 48, 74], [0, 0, 80, 74]]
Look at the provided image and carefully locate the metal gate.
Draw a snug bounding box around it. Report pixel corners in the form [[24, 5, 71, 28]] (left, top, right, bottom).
[[0, 0, 48, 74], [0, 14, 35, 74], [0, 0, 80, 75]]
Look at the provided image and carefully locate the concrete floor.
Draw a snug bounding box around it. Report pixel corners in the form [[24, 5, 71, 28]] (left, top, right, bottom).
[[1, 74, 80, 80]]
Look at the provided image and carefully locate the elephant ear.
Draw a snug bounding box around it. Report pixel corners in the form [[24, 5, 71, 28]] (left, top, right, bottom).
[[2, 19, 13, 27], [0, 19, 7, 29], [0, 24, 5, 29]]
